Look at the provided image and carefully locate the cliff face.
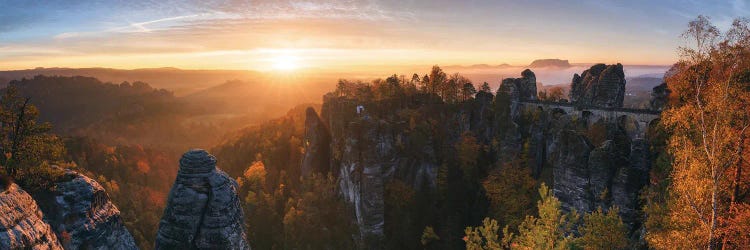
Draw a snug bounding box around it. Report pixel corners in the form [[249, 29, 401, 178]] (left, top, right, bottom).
[[569, 63, 626, 108], [0, 183, 62, 250], [31, 169, 137, 250], [316, 96, 441, 248], [521, 106, 651, 229], [302, 68, 656, 248], [155, 149, 249, 250]]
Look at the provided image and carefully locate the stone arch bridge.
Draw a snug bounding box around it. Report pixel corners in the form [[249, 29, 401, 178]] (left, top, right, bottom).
[[514, 100, 661, 139]]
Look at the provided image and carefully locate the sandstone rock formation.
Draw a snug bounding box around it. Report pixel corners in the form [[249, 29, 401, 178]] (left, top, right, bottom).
[[500, 69, 538, 101], [549, 130, 594, 212], [0, 183, 62, 250], [31, 168, 137, 250], [569, 63, 626, 108], [301, 107, 331, 177], [516, 103, 652, 230], [308, 68, 654, 248], [649, 82, 670, 111], [155, 149, 249, 250], [320, 96, 441, 248]]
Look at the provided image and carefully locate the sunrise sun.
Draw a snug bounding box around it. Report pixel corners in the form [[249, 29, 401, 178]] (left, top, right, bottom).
[[271, 54, 300, 71]]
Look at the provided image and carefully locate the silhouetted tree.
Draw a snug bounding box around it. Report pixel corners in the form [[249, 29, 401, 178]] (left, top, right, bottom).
[[462, 82, 477, 101], [480, 82, 492, 93]]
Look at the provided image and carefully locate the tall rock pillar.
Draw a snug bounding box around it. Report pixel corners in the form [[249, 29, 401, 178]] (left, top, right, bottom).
[[155, 149, 249, 250]]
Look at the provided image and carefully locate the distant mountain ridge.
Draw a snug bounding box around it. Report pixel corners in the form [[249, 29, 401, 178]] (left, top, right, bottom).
[[0, 67, 262, 96]]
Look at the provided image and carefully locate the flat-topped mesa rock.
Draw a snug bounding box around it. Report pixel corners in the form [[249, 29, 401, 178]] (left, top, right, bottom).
[[0, 183, 62, 250], [500, 69, 538, 101], [155, 149, 249, 250], [569, 63, 626, 108], [528, 59, 571, 68], [30, 168, 137, 250]]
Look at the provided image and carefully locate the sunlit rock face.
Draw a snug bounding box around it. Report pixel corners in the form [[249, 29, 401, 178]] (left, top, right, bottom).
[[569, 63, 626, 108], [0, 183, 62, 250], [155, 149, 249, 250], [31, 168, 137, 250]]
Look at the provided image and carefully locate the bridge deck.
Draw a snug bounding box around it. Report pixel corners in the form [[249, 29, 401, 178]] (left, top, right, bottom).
[[516, 100, 661, 115]]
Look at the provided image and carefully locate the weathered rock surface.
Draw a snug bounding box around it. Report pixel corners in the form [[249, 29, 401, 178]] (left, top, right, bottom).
[[569, 63, 626, 108], [500, 69, 537, 101], [301, 107, 331, 177], [549, 130, 594, 212], [320, 95, 444, 249], [338, 118, 389, 248], [519, 106, 651, 230], [0, 183, 62, 250], [155, 149, 249, 250], [31, 169, 137, 250]]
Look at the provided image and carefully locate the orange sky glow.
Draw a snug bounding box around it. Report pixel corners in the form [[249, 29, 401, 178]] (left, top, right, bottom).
[[1, 1, 747, 71]]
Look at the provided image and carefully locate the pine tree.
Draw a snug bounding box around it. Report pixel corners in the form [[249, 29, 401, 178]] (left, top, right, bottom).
[[578, 207, 629, 250], [505, 183, 578, 250]]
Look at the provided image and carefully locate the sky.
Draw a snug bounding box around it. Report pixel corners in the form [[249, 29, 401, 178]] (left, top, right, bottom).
[[0, 0, 749, 71]]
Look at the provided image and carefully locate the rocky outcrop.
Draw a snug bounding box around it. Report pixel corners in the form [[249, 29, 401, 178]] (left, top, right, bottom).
[[155, 149, 249, 250], [320, 96, 441, 249], [338, 118, 389, 248], [569, 63, 626, 108], [649, 82, 670, 111], [311, 67, 655, 248], [31, 169, 137, 250], [522, 106, 650, 229], [301, 107, 331, 177], [0, 183, 62, 250], [500, 69, 537, 101]]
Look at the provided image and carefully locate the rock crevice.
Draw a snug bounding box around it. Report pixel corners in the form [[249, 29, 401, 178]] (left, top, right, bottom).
[[569, 63, 626, 108], [31, 168, 138, 250], [155, 149, 249, 250]]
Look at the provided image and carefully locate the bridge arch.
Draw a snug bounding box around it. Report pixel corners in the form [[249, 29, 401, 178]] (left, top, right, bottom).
[[514, 100, 661, 139]]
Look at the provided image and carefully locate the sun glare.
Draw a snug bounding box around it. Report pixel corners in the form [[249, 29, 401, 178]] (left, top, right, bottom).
[[271, 54, 300, 71]]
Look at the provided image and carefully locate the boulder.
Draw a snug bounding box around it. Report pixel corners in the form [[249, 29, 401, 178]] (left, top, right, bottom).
[[155, 149, 249, 250]]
